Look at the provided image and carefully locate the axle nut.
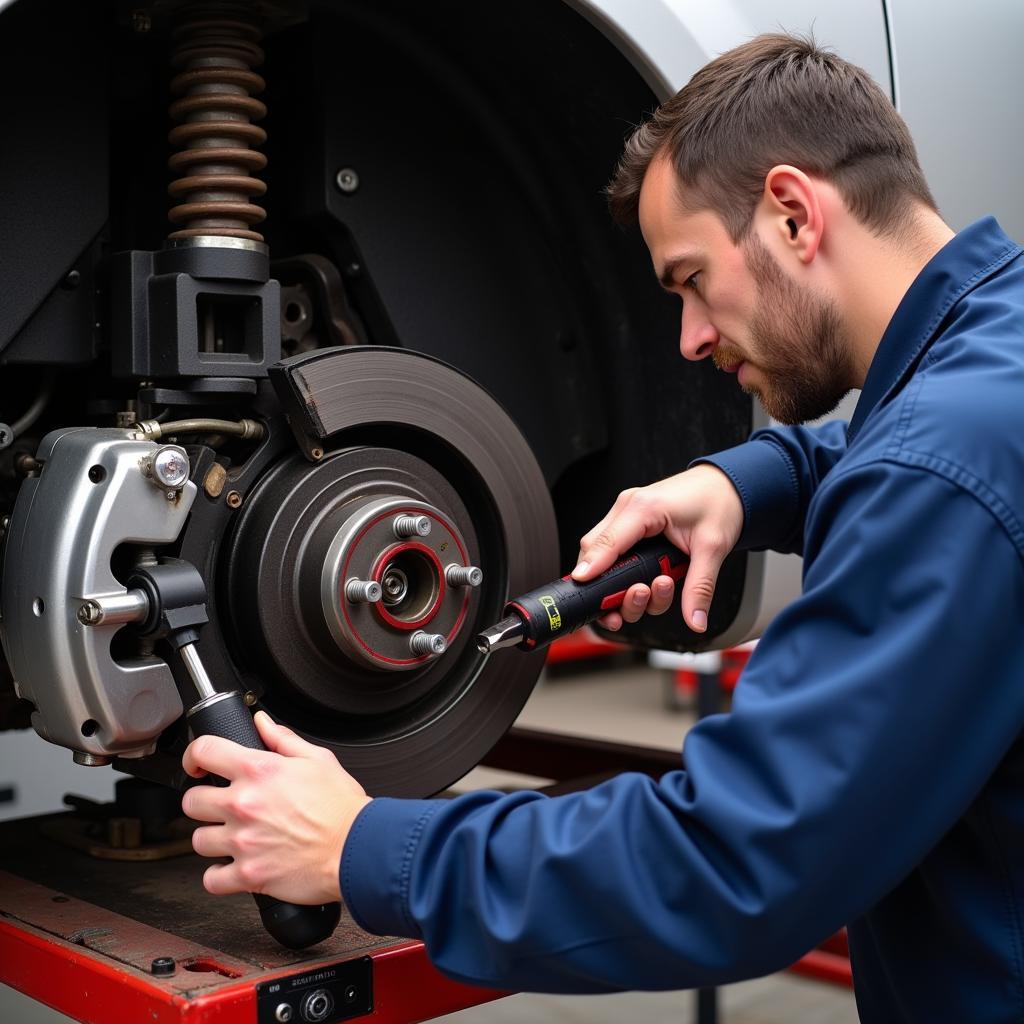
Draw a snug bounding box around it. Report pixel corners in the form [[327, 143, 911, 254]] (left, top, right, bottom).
[[409, 631, 446, 657]]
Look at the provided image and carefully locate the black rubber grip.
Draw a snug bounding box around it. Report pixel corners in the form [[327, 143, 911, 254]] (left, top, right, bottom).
[[188, 691, 342, 950], [506, 537, 689, 650], [189, 692, 262, 749]]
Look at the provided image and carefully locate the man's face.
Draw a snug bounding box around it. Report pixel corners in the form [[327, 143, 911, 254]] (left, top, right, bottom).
[[637, 156, 852, 424]]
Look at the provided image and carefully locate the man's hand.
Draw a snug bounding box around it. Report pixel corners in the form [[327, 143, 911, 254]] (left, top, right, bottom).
[[573, 464, 744, 633], [181, 711, 371, 905]]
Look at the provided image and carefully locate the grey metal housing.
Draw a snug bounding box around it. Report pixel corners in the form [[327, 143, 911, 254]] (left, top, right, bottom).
[[0, 429, 196, 758]]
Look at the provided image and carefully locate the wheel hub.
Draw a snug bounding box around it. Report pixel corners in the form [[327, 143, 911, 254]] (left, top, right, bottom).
[[318, 495, 475, 671], [209, 344, 559, 796]]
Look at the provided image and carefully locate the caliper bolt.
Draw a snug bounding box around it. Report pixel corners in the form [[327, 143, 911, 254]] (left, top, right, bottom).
[[410, 631, 447, 657], [446, 565, 483, 588], [345, 579, 383, 604], [393, 514, 431, 538], [146, 445, 190, 489], [78, 601, 102, 626]]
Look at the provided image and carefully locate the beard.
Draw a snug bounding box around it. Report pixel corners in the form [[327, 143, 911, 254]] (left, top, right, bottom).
[[714, 234, 852, 425]]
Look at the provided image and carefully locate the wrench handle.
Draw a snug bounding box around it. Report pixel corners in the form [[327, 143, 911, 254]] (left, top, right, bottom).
[[506, 537, 689, 650], [188, 691, 341, 950]]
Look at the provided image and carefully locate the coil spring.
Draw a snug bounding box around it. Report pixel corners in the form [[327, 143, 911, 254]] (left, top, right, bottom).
[[167, 6, 268, 242]]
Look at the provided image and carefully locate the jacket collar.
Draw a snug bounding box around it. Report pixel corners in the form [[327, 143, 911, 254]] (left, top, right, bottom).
[[847, 216, 1022, 443]]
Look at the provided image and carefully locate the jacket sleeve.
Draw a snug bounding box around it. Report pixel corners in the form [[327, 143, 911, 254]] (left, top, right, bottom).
[[694, 419, 849, 555], [341, 459, 1024, 993]]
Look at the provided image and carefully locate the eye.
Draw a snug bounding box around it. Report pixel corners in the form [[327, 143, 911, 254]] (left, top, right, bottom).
[[682, 272, 701, 292]]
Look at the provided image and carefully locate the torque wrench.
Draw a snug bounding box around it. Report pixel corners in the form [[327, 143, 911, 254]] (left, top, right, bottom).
[[476, 537, 689, 654], [92, 559, 342, 950], [180, 642, 341, 951]]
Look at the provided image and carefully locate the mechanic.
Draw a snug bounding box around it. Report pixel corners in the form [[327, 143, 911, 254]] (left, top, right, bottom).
[[181, 33, 1024, 1020]]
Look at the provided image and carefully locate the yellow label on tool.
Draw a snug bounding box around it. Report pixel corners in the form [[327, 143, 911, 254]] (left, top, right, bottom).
[[539, 595, 562, 632]]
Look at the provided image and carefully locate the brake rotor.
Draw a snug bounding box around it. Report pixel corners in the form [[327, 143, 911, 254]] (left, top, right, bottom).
[[222, 347, 558, 797]]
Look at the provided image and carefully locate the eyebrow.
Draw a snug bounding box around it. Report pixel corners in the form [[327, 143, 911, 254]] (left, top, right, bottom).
[[657, 253, 696, 290]]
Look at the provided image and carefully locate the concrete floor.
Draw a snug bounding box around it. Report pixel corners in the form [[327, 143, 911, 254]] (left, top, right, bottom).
[[0, 659, 859, 1023]]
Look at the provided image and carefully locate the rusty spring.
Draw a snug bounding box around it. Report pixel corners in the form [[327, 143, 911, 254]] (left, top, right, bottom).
[[167, 7, 268, 242]]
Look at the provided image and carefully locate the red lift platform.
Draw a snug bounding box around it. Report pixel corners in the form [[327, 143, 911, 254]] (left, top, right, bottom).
[[0, 809, 505, 1024]]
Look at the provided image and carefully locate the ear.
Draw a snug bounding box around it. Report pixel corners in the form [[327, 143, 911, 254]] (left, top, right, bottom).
[[761, 165, 823, 264]]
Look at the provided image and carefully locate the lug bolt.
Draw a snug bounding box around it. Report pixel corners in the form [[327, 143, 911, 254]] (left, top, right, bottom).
[[393, 514, 431, 538], [151, 446, 190, 489], [446, 564, 483, 588], [345, 579, 383, 604], [410, 631, 447, 657]]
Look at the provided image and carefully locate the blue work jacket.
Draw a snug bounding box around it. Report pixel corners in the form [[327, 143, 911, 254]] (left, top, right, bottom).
[[342, 217, 1024, 1021]]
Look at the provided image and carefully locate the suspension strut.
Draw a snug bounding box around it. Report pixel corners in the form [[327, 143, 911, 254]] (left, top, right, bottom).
[[111, 2, 281, 380]]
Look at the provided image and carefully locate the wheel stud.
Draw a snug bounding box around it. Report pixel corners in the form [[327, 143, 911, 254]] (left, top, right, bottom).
[[393, 514, 431, 538], [446, 565, 483, 588], [410, 631, 446, 656], [345, 579, 382, 604]]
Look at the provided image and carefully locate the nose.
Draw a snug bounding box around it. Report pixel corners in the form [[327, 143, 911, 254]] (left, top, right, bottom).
[[679, 301, 719, 362]]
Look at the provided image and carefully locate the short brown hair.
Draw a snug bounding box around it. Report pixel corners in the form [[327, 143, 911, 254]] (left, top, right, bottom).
[[607, 33, 936, 239]]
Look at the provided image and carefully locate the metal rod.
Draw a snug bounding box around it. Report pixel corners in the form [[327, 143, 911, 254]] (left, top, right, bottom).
[[179, 642, 218, 701], [78, 589, 150, 626]]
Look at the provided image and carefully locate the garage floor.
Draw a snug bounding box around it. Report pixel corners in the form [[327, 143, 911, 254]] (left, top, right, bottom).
[[0, 658, 860, 1024]]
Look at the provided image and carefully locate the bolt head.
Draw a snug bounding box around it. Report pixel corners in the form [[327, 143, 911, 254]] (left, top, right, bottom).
[[335, 167, 360, 193], [77, 603, 99, 626], [152, 446, 190, 488], [150, 957, 175, 976]]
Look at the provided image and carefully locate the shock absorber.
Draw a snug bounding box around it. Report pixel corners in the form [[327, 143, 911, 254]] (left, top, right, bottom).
[[167, 5, 268, 242], [111, 1, 281, 381]]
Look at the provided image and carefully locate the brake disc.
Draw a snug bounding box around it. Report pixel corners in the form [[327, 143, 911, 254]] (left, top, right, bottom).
[[221, 347, 558, 796]]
